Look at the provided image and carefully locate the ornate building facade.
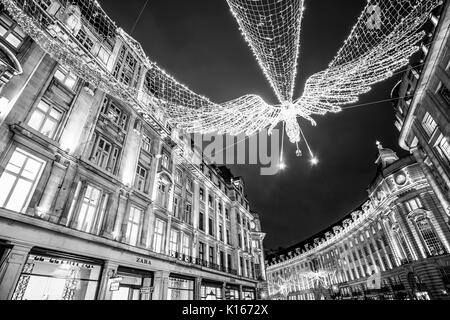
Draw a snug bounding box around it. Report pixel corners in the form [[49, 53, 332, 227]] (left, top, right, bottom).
[[392, 0, 450, 226], [0, 0, 266, 300], [266, 144, 450, 300]]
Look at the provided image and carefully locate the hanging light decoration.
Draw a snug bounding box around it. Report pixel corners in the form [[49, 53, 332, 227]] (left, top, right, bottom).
[[0, 0, 441, 158]]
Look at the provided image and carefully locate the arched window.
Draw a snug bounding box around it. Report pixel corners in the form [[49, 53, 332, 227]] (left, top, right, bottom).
[[415, 216, 446, 257]]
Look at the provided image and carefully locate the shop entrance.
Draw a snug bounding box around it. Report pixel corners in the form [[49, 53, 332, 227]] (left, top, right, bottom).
[[110, 266, 153, 301]]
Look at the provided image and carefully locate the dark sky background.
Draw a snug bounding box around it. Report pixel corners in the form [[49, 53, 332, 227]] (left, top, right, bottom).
[[99, 0, 409, 251]]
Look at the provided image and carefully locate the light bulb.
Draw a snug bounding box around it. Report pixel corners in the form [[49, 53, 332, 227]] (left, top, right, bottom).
[[279, 162, 286, 170], [310, 157, 319, 166]]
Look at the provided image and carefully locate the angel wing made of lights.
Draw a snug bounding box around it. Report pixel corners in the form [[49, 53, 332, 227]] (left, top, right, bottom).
[[0, 0, 441, 151]]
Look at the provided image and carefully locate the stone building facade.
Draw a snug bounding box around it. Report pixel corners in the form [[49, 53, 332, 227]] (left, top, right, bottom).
[[0, 0, 266, 300], [392, 0, 450, 225], [266, 144, 450, 300]]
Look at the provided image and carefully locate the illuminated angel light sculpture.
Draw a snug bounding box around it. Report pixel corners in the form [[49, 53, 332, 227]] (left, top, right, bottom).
[[0, 0, 441, 157]]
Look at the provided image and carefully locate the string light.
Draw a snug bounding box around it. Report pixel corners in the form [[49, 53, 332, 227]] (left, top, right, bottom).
[[1, 0, 441, 155]]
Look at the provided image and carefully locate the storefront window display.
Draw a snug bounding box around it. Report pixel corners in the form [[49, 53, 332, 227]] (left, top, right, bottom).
[[12, 250, 102, 300], [201, 282, 223, 300], [225, 285, 240, 300], [111, 267, 153, 301], [167, 275, 194, 300], [242, 287, 256, 300]]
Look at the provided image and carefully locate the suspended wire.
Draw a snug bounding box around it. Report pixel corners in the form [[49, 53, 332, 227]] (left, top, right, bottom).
[[130, 0, 150, 36], [299, 124, 314, 158], [341, 95, 414, 111]]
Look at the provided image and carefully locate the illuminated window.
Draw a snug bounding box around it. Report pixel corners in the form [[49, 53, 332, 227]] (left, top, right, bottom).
[[175, 170, 182, 185], [134, 164, 148, 193], [100, 98, 128, 130], [438, 135, 450, 162], [169, 229, 179, 254], [438, 83, 450, 105], [182, 234, 190, 256], [422, 112, 437, 136], [0, 148, 45, 213], [199, 188, 205, 202], [406, 197, 422, 212], [156, 181, 168, 208], [152, 219, 166, 254], [90, 135, 120, 173], [27, 100, 63, 139], [173, 197, 181, 219], [76, 185, 102, 233], [54, 65, 78, 91], [141, 135, 152, 153], [199, 212, 205, 231], [185, 177, 193, 193], [0, 13, 26, 49], [161, 153, 170, 170], [415, 216, 446, 256], [97, 46, 111, 66], [198, 242, 205, 261], [125, 206, 142, 246], [183, 203, 192, 225]]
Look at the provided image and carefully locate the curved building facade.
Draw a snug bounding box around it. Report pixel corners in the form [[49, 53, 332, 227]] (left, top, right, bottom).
[[266, 144, 450, 300]]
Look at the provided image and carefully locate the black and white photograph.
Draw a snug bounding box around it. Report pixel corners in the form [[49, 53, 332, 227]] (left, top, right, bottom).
[[0, 0, 449, 315]]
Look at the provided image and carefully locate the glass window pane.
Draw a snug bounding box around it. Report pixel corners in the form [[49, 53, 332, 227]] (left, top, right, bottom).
[[22, 157, 43, 180], [7, 179, 33, 212], [0, 171, 16, 207]]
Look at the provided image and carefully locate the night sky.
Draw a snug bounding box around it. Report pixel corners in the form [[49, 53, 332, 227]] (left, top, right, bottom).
[[99, 0, 409, 251]]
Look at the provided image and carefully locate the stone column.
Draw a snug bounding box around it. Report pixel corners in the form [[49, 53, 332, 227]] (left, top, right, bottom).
[[35, 160, 67, 222], [118, 115, 142, 187], [0, 243, 32, 300], [164, 216, 172, 255], [139, 203, 152, 248], [392, 203, 421, 260], [96, 261, 119, 300], [194, 277, 202, 300], [112, 191, 128, 240], [152, 271, 170, 300], [53, 162, 78, 223]]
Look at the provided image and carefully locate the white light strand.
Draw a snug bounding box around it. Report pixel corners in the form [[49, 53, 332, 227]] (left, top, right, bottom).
[[225, 0, 305, 104], [0, 0, 441, 150]]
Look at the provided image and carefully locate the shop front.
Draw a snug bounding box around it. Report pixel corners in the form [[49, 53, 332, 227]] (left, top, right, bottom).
[[225, 284, 240, 300], [11, 248, 102, 300], [201, 281, 223, 300], [242, 287, 256, 300], [110, 266, 153, 300], [167, 274, 195, 300]]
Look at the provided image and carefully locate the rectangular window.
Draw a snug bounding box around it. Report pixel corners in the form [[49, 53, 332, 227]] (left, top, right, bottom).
[[134, 164, 148, 193], [238, 234, 242, 248], [100, 97, 129, 130], [198, 242, 205, 261], [219, 225, 224, 242], [113, 46, 140, 87], [226, 229, 230, 245], [438, 83, 450, 105], [227, 254, 232, 271], [439, 136, 450, 162], [199, 188, 205, 202], [27, 100, 63, 139], [76, 27, 94, 52], [0, 148, 45, 213], [152, 219, 166, 254], [91, 136, 118, 172], [225, 208, 229, 219], [0, 13, 26, 49], [183, 204, 192, 225], [125, 206, 142, 246], [209, 246, 214, 264], [141, 135, 152, 153], [173, 197, 180, 219], [169, 229, 179, 254], [182, 234, 190, 256], [422, 112, 437, 136], [156, 182, 168, 208], [406, 197, 422, 212], [76, 185, 102, 233], [199, 212, 205, 231], [208, 217, 214, 236], [208, 195, 213, 208], [54, 65, 78, 91]]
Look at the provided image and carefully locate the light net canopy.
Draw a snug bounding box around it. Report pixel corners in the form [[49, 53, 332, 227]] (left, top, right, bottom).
[[0, 0, 441, 146], [226, 0, 305, 104]]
